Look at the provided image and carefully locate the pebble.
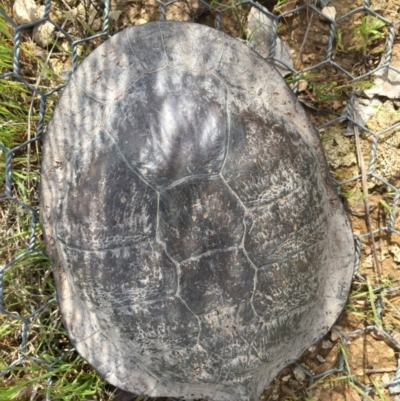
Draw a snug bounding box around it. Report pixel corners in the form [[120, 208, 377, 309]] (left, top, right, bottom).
[[13, 0, 37, 24], [320, 6, 337, 21], [33, 22, 55, 48], [135, 18, 148, 26], [330, 328, 341, 341], [109, 10, 122, 21], [299, 80, 308, 92], [390, 383, 400, 395], [293, 366, 306, 382]]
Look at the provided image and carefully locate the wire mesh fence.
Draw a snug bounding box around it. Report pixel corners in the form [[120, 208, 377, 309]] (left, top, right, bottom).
[[1, 0, 400, 399]]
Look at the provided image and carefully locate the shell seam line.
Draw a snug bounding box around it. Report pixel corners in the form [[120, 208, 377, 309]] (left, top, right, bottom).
[[161, 173, 220, 192], [55, 236, 152, 252], [100, 127, 158, 192], [219, 174, 248, 212], [179, 245, 239, 264]]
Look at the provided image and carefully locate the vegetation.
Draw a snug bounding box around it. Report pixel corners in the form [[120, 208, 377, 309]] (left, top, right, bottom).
[[351, 15, 386, 55]]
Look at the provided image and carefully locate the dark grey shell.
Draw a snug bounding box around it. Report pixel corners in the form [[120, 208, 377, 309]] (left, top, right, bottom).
[[41, 21, 354, 401]]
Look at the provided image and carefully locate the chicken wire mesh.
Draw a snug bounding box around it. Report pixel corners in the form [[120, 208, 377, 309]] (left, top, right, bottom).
[[1, 0, 400, 400]]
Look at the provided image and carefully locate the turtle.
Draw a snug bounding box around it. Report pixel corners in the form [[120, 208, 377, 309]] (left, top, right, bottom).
[[40, 21, 355, 401]]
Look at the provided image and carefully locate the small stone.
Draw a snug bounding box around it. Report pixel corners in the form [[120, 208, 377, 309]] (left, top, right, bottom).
[[330, 327, 342, 341], [246, 4, 293, 77], [50, 58, 64, 76], [135, 18, 148, 26], [298, 80, 308, 92], [75, 44, 85, 57], [293, 366, 306, 382], [302, 53, 316, 63], [13, 0, 38, 24], [92, 18, 102, 31], [390, 244, 400, 263], [389, 383, 400, 395], [316, 354, 326, 363], [32, 5, 56, 48], [322, 340, 333, 349], [320, 6, 336, 21], [281, 374, 291, 382], [60, 41, 70, 53], [109, 10, 122, 21], [392, 332, 400, 344], [33, 18, 55, 48]]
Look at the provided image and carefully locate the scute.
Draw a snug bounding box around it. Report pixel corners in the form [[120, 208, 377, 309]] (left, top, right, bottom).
[[180, 248, 254, 315], [40, 21, 355, 401], [103, 68, 228, 189], [159, 178, 245, 262], [56, 131, 157, 249]]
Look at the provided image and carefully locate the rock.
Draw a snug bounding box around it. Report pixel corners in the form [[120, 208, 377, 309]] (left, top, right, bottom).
[[32, 7, 55, 48], [390, 382, 400, 395], [134, 18, 148, 25], [320, 6, 337, 21], [293, 366, 306, 382], [390, 244, 400, 263], [322, 125, 357, 171], [246, 2, 293, 76], [365, 43, 400, 99], [343, 96, 382, 136], [109, 10, 122, 21], [13, 0, 38, 24], [330, 328, 341, 341], [298, 80, 308, 92], [50, 58, 62, 73]]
